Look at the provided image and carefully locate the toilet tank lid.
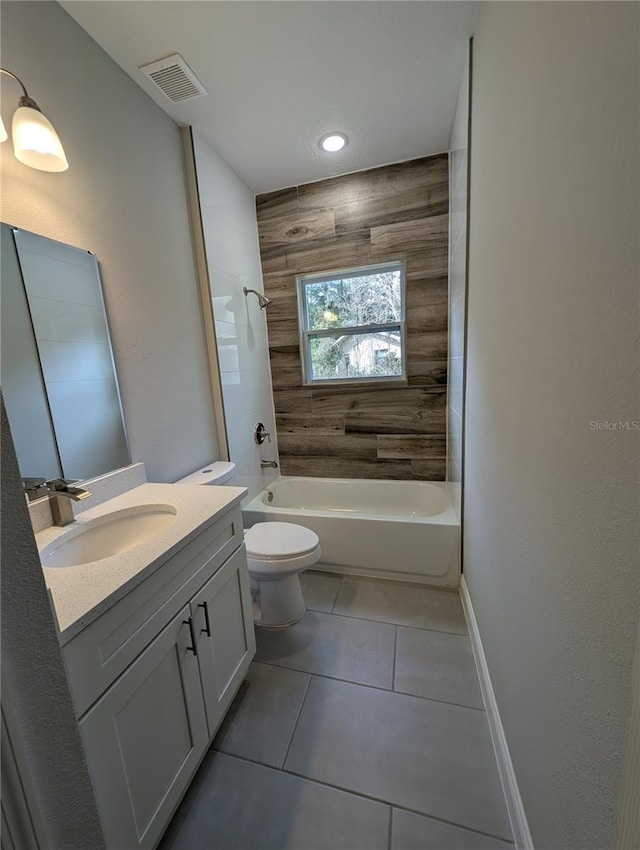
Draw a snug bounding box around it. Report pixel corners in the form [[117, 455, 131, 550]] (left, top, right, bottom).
[[176, 461, 236, 486]]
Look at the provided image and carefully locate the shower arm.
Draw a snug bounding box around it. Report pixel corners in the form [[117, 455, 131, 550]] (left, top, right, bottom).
[[242, 287, 271, 310]]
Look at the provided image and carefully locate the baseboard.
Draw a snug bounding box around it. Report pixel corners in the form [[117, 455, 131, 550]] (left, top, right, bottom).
[[460, 576, 534, 850]]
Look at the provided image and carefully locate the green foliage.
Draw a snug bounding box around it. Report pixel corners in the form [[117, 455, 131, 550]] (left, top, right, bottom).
[[304, 270, 401, 330]]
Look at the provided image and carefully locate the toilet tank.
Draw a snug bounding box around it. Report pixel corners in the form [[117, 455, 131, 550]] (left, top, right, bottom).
[[176, 461, 237, 486]]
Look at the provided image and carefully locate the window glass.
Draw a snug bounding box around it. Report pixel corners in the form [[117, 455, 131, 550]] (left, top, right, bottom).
[[297, 262, 406, 385]]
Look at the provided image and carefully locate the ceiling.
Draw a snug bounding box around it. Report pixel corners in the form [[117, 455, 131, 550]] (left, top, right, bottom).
[[60, 1, 480, 194]]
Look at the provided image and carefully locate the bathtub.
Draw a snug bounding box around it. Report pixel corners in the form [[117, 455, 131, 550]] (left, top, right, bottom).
[[242, 476, 460, 586]]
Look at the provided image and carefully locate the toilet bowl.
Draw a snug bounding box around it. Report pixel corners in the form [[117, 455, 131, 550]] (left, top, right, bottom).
[[176, 463, 321, 627], [244, 522, 321, 627]]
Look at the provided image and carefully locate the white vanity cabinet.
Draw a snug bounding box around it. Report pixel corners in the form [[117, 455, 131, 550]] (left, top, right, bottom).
[[189, 545, 255, 733], [77, 604, 209, 850], [61, 504, 255, 850]]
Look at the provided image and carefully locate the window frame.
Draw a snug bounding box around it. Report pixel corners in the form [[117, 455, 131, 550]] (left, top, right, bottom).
[[296, 260, 407, 387]]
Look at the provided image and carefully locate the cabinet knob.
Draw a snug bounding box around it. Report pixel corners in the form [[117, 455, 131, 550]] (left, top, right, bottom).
[[198, 601, 212, 637], [183, 617, 198, 655]]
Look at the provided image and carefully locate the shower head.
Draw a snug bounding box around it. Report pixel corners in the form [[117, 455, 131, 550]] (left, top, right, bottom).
[[243, 287, 272, 310]]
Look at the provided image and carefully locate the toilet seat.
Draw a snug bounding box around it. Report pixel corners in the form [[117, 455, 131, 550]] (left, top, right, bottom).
[[244, 522, 319, 559], [244, 522, 321, 581]]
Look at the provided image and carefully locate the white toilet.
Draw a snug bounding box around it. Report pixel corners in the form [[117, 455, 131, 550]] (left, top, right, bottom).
[[176, 462, 321, 627]]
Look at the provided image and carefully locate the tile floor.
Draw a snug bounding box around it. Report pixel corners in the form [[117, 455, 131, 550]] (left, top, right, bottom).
[[160, 572, 514, 850]]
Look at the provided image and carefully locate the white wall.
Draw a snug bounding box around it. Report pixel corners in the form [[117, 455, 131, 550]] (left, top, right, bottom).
[[1, 396, 105, 850], [192, 133, 279, 501], [466, 4, 639, 848], [447, 49, 469, 524], [0, 1, 219, 483]]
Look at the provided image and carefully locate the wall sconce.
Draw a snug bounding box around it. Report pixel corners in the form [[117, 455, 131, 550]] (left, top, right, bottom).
[[0, 68, 68, 172]]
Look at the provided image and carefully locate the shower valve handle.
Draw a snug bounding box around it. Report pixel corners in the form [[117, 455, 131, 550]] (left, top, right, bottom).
[[254, 422, 270, 445]]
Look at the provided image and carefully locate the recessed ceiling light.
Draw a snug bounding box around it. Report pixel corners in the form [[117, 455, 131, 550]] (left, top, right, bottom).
[[320, 133, 348, 153]]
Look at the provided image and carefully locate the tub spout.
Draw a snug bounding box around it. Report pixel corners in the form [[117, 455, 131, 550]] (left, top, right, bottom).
[[260, 460, 278, 469]]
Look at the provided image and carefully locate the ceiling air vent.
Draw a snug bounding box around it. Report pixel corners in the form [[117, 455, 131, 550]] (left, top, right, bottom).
[[138, 53, 207, 103]]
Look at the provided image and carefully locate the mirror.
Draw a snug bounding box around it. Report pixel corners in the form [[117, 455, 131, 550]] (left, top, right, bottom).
[[1, 224, 130, 482]]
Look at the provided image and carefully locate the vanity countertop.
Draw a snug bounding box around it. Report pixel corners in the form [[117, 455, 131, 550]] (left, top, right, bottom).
[[37, 482, 247, 644]]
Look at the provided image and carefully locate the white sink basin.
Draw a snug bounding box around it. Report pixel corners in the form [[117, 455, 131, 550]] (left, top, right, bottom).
[[40, 504, 178, 568]]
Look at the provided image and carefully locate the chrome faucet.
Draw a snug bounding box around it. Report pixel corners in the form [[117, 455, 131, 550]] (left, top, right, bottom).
[[45, 479, 92, 526], [22, 477, 48, 502]]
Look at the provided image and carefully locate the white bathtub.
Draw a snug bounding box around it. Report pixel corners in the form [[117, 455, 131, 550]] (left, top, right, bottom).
[[242, 476, 460, 586]]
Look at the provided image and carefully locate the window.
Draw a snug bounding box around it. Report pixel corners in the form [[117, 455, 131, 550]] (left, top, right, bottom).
[[297, 261, 406, 385]]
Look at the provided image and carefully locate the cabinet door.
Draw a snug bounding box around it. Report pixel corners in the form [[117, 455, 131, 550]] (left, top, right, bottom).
[[191, 544, 256, 737], [79, 605, 208, 850]]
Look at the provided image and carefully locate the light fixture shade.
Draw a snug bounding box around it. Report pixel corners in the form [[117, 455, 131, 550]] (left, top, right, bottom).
[[0, 115, 7, 143], [12, 106, 68, 172]]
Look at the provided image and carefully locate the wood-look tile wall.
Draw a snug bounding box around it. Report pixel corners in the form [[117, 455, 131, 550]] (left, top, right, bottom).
[[255, 154, 449, 481]]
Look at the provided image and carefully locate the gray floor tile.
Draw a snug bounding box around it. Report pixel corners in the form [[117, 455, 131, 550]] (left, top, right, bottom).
[[159, 752, 390, 850], [300, 570, 342, 613], [392, 808, 514, 850], [284, 677, 512, 841], [395, 626, 484, 708], [255, 609, 395, 688], [213, 662, 310, 768], [333, 577, 468, 633]]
